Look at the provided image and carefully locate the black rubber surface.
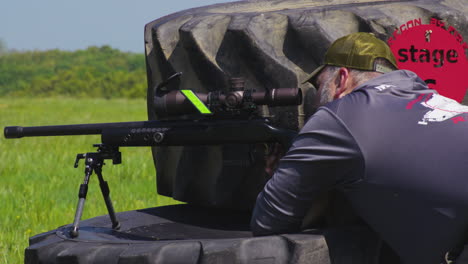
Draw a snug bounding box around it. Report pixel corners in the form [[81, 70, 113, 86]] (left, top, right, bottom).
[[26, 205, 383, 264]]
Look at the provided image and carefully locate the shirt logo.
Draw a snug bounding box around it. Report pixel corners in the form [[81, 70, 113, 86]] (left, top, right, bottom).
[[417, 93, 468, 125], [374, 84, 395, 91]]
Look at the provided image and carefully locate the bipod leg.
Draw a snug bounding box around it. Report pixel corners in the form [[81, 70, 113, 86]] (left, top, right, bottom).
[[70, 145, 121, 238], [70, 157, 94, 238], [95, 167, 120, 230]]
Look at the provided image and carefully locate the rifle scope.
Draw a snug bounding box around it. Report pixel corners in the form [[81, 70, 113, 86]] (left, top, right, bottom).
[[154, 87, 302, 116]]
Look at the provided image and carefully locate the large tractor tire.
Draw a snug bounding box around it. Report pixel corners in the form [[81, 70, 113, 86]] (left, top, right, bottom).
[[26, 205, 383, 264], [27, 0, 468, 263], [144, 0, 468, 210]]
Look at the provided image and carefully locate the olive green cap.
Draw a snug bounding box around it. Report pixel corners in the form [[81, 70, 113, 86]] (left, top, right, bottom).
[[303, 32, 398, 84]]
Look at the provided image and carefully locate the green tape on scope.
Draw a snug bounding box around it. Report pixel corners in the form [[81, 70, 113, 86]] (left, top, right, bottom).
[[180, 90, 212, 115]]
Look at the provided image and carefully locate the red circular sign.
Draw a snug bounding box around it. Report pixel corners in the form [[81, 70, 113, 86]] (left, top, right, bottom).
[[389, 20, 468, 102]]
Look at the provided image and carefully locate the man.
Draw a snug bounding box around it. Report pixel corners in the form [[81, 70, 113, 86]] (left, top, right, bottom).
[[251, 32, 468, 264]]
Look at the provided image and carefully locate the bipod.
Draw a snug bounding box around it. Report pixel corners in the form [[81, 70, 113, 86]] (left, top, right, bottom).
[[70, 144, 121, 238]]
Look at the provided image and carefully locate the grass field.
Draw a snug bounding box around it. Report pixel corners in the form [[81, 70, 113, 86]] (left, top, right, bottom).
[[0, 98, 179, 263]]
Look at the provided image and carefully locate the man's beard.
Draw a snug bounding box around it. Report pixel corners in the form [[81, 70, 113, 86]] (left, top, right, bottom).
[[305, 69, 339, 116], [314, 71, 337, 110]]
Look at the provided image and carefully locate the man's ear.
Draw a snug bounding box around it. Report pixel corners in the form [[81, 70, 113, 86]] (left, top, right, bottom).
[[334, 67, 351, 99]]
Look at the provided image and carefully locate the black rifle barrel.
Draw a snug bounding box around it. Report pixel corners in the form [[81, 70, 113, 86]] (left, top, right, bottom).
[[4, 121, 150, 138]]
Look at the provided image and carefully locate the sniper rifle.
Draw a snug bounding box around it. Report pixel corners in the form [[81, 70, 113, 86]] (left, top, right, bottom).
[[3, 74, 302, 238]]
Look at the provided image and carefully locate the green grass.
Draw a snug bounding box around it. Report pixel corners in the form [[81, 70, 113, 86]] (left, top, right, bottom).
[[0, 98, 179, 263]]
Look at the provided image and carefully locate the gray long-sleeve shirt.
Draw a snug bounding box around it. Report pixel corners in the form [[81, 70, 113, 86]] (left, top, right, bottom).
[[251, 70, 468, 264]]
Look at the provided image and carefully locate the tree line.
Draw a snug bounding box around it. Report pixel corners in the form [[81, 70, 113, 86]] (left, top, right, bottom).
[[0, 46, 147, 98]]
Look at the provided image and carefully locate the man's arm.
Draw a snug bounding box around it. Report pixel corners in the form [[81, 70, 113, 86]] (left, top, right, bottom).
[[251, 107, 365, 236]]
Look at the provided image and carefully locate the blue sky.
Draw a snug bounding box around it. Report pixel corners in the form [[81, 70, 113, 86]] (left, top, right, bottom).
[[1, 0, 237, 53]]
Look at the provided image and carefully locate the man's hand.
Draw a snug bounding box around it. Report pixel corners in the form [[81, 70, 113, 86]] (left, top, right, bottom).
[[264, 143, 286, 177]]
